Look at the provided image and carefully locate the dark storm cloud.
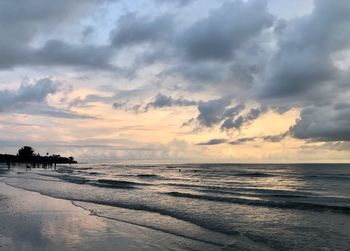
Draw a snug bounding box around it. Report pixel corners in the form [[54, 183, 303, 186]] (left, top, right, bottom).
[[0, 42, 113, 70], [220, 106, 268, 131], [262, 132, 289, 142], [34, 40, 113, 69], [290, 105, 350, 141], [245, 106, 268, 121], [250, 0, 350, 144], [110, 13, 174, 48], [177, 0, 274, 62], [229, 132, 289, 145], [145, 93, 197, 111], [220, 116, 244, 131], [72, 90, 197, 112], [0, 0, 99, 42], [197, 131, 289, 147], [0, 0, 273, 73], [111, 93, 197, 112], [0, 78, 58, 111], [142, 0, 274, 94], [190, 98, 266, 131], [165, 62, 226, 84], [222, 103, 245, 118], [195, 97, 233, 127], [0, 78, 93, 119], [0, 45, 31, 69], [160, 51, 265, 94], [229, 137, 257, 145], [196, 138, 228, 146], [192, 99, 269, 132], [260, 0, 350, 100], [219, 104, 246, 131], [0, 0, 113, 69], [0, 0, 349, 146], [199, 132, 289, 147]]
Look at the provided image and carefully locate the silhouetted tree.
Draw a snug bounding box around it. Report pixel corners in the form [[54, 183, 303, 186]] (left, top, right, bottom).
[[1, 146, 77, 167], [17, 146, 35, 158]]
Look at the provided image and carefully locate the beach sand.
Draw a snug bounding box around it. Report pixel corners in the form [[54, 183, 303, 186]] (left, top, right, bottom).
[[0, 181, 221, 251]]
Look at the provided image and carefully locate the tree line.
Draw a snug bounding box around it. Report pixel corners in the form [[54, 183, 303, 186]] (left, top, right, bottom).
[[0, 146, 77, 169]]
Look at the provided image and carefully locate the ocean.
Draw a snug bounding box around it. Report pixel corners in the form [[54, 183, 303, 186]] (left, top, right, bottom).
[[1, 163, 349, 250]]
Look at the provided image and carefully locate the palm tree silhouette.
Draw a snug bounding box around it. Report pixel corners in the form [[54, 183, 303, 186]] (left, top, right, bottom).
[[17, 146, 35, 158]]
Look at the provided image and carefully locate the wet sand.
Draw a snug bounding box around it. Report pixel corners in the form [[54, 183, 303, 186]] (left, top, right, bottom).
[[0, 182, 220, 251]]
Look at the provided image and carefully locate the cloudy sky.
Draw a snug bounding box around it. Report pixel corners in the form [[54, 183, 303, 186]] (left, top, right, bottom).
[[0, 0, 349, 163]]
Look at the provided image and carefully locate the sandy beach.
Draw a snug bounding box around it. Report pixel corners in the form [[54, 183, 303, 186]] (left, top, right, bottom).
[[0, 181, 221, 251]]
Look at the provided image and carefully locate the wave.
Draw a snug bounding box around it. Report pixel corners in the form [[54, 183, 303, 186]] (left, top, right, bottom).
[[164, 182, 315, 196], [91, 179, 154, 189], [1, 180, 240, 236], [163, 191, 350, 214], [93, 179, 140, 189], [136, 174, 160, 179], [198, 188, 311, 199], [303, 174, 350, 181], [233, 172, 275, 177], [50, 174, 87, 184], [36, 172, 153, 189], [1, 174, 66, 183], [0, 169, 9, 174], [69, 199, 241, 236], [56, 168, 75, 174], [75, 171, 101, 176], [67, 166, 93, 170], [2, 175, 349, 246], [71, 202, 227, 247], [88, 172, 101, 175]]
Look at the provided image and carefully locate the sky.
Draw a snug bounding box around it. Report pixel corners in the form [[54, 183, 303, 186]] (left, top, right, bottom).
[[0, 0, 349, 163]]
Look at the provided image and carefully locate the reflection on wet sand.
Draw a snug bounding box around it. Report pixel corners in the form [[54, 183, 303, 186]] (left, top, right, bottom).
[[0, 182, 117, 250], [0, 182, 221, 251]]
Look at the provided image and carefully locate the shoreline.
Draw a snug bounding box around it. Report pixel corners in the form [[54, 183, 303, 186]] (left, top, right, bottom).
[[3, 163, 349, 250], [0, 180, 221, 251]]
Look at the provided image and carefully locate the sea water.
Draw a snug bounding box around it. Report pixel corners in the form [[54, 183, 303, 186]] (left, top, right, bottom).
[[1, 163, 349, 250]]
